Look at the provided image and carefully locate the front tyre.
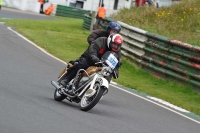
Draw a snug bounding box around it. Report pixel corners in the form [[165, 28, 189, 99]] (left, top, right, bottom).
[[54, 88, 66, 101], [80, 83, 104, 111]]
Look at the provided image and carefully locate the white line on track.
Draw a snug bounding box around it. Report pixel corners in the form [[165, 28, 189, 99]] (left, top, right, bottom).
[[7, 26, 200, 125], [7, 27, 67, 65], [111, 84, 200, 124]]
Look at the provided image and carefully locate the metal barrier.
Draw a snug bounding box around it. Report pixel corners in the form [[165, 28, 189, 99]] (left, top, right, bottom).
[[56, 5, 90, 19], [56, 6, 200, 88], [118, 21, 200, 89]]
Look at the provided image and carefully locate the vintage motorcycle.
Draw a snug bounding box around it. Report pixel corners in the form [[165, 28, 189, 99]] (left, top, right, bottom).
[[51, 51, 119, 111]]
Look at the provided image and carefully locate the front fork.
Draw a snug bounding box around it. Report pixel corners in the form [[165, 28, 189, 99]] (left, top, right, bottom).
[[81, 74, 109, 97]]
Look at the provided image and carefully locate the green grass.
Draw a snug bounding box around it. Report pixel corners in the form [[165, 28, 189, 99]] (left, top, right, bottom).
[[4, 18, 90, 61], [111, 0, 200, 46], [1, 8, 200, 115]]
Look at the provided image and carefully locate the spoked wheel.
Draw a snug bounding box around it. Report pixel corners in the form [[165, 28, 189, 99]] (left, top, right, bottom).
[[54, 88, 66, 101], [80, 83, 104, 111]]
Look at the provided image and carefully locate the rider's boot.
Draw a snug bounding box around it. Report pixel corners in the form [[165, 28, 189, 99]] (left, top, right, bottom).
[[60, 79, 73, 95], [59, 78, 68, 94], [60, 78, 69, 87]]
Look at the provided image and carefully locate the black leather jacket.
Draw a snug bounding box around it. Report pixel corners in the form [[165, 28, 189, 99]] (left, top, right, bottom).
[[87, 29, 108, 45], [82, 37, 121, 66]]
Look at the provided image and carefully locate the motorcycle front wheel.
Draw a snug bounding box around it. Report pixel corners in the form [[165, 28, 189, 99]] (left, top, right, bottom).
[[80, 83, 104, 111], [54, 88, 66, 101]]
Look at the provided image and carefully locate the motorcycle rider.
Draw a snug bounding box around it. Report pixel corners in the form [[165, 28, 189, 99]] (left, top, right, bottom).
[[69, 21, 121, 64], [60, 33, 123, 90], [87, 21, 121, 45]]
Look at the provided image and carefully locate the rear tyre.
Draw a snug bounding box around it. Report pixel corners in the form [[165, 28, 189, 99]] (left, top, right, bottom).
[[54, 88, 66, 101], [80, 83, 104, 111]]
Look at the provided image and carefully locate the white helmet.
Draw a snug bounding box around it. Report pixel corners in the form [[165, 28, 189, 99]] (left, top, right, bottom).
[[107, 33, 123, 52]]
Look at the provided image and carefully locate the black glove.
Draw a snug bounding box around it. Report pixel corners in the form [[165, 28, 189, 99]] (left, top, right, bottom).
[[69, 58, 80, 65], [117, 60, 122, 68], [68, 59, 79, 68], [91, 55, 100, 65], [113, 69, 119, 79], [69, 60, 75, 64]]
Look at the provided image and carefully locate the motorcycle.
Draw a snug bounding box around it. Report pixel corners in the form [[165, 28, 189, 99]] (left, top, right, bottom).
[[51, 51, 119, 111]]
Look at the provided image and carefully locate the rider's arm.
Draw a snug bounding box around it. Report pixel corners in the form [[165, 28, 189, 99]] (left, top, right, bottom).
[[87, 30, 107, 45], [88, 42, 100, 65]]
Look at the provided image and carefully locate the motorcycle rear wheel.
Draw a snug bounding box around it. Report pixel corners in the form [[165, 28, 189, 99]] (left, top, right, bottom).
[[80, 83, 104, 111], [54, 88, 66, 101]]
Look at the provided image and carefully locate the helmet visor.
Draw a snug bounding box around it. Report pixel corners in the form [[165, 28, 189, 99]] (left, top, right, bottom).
[[111, 42, 121, 52], [110, 29, 119, 34]]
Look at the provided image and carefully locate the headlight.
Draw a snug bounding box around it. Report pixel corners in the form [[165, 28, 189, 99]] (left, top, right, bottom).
[[102, 67, 112, 76]]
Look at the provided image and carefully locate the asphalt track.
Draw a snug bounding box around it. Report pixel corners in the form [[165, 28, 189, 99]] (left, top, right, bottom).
[[0, 7, 56, 20], [0, 7, 200, 133]]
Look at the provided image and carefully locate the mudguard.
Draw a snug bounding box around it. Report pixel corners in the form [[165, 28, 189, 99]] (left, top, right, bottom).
[[95, 77, 109, 88]]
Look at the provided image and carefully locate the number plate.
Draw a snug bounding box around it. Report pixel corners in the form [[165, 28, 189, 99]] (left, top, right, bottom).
[[105, 54, 118, 69]]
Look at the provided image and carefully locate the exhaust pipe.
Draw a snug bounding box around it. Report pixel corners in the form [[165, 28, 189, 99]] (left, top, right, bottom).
[[51, 81, 62, 89]]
